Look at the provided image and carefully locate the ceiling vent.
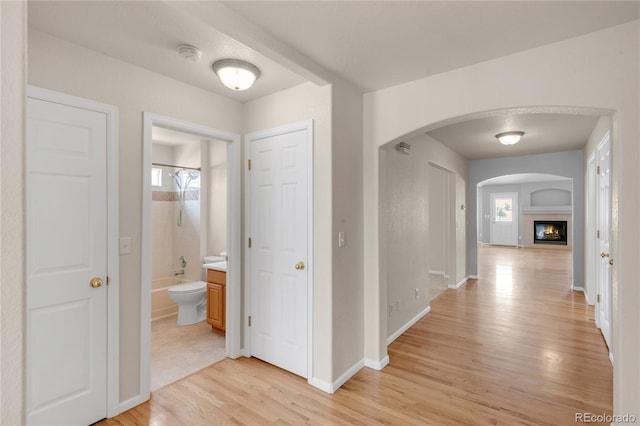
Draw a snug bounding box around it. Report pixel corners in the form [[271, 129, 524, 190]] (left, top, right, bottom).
[[395, 142, 411, 155]]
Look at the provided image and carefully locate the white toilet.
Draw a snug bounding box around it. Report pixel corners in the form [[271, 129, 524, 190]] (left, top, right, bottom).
[[167, 281, 207, 326]]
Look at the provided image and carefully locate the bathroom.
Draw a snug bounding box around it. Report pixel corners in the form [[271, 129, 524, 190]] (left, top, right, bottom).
[[150, 125, 228, 391]]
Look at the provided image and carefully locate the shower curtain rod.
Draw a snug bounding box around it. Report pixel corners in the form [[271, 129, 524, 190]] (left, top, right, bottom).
[[152, 162, 201, 172]]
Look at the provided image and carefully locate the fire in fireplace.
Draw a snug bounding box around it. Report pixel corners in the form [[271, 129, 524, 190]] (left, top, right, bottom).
[[534, 221, 568, 245]]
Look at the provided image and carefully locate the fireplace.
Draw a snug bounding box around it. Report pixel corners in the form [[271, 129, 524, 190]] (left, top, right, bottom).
[[534, 220, 567, 245]]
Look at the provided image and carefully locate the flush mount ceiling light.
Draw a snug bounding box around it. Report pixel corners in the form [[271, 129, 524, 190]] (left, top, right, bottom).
[[495, 131, 525, 145], [212, 59, 261, 91]]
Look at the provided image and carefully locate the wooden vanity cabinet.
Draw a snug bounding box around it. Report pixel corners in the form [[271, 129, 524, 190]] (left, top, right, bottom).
[[206, 269, 226, 333]]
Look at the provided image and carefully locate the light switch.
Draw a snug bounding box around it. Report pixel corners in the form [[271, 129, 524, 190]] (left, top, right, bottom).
[[338, 231, 346, 247], [119, 237, 131, 255]]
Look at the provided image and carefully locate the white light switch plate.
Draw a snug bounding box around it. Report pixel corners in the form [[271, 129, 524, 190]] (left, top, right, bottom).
[[119, 237, 131, 255], [338, 231, 346, 247]]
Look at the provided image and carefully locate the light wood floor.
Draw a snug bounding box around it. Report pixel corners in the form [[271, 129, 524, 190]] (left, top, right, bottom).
[[102, 246, 612, 425]]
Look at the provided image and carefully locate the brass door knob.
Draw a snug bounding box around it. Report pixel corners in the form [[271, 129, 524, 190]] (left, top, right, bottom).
[[295, 262, 305, 270], [90, 277, 103, 288], [600, 252, 610, 258]]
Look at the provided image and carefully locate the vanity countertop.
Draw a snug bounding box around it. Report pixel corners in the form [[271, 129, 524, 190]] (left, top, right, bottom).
[[203, 261, 227, 272]]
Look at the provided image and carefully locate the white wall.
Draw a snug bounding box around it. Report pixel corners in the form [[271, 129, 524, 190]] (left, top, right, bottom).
[[364, 20, 640, 418], [381, 134, 467, 339], [330, 79, 364, 380], [242, 82, 334, 384], [0, 2, 27, 424], [27, 29, 243, 402], [428, 166, 446, 274]]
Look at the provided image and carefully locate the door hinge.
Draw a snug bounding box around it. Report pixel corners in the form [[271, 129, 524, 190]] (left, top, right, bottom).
[[597, 165, 600, 174], [248, 316, 252, 327], [248, 159, 251, 171], [248, 237, 252, 248], [106, 276, 110, 286], [597, 294, 601, 303], [597, 230, 600, 239]]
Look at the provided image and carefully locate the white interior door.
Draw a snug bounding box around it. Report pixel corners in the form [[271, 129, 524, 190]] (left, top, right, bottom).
[[27, 97, 108, 425], [490, 192, 519, 246], [247, 121, 310, 378], [596, 134, 612, 351]]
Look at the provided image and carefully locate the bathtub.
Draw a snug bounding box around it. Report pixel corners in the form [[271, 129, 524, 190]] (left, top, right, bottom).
[[151, 275, 180, 320]]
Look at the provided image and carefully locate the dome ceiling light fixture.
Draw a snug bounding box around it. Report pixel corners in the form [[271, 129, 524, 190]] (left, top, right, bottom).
[[495, 131, 525, 146], [212, 59, 261, 91]]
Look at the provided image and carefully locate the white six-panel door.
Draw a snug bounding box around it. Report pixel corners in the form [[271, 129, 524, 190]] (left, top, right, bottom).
[[596, 133, 612, 351], [27, 97, 108, 425], [247, 121, 311, 378]]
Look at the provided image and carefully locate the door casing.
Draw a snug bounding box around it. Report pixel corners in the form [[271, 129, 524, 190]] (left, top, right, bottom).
[[139, 113, 241, 409]]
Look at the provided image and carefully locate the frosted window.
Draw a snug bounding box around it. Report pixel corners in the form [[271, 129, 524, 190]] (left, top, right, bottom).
[[151, 167, 162, 187]]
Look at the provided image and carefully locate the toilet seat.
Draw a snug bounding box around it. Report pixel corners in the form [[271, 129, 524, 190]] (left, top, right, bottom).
[[168, 281, 206, 294]]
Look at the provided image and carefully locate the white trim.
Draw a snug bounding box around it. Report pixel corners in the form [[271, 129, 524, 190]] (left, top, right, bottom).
[[449, 276, 469, 290], [244, 120, 314, 381], [26, 86, 120, 417], [428, 270, 446, 276], [309, 377, 332, 394], [310, 359, 364, 394], [468, 274, 479, 279], [118, 395, 145, 414], [386, 306, 431, 345], [140, 113, 241, 403], [609, 351, 613, 365], [572, 286, 585, 292], [583, 292, 591, 305], [364, 355, 390, 370]]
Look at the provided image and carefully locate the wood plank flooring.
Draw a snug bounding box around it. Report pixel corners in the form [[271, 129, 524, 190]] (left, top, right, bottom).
[[101, 246, 612, 425]]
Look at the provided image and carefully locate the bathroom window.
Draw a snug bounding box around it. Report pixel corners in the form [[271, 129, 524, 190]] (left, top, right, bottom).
[[151, 167, 163, 187]]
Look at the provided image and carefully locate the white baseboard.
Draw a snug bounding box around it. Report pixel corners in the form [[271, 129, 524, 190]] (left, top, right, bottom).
[[364, 355, 389, 370], [119, 394, 147, 414], [448, 276, 468, 289], [309, 377, 333, 393], [428, 270, 446, 276], [240, 348, 251, 358], [386, 306, 431, 346], [468, 274, 479, 279], [609, 351, 613, 365], [310, 359, 364, 394], [572, 286, 585, 292]]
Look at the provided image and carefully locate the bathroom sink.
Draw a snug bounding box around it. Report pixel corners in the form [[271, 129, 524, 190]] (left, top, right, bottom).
[[203, 261, 227, 272]]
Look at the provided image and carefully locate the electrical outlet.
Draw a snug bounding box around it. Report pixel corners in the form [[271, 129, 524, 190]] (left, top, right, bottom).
[[338, 231, 346, 248], [415, 288, 419, 299]]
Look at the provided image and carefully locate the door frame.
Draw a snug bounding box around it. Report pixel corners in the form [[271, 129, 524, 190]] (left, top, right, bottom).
[[585, 151, 597, 305], [139, 113, 241, 404], [489, 191, 519, 246], [27, 85, 120, 417], [243, 120, 314, 382]]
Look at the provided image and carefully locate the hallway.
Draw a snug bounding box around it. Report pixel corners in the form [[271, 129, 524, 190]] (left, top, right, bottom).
[[102, 246, 611, 425]]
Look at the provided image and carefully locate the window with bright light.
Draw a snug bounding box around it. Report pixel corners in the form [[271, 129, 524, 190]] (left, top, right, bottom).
[[151, 167, 163, 187], [494, 198, 513, 222]]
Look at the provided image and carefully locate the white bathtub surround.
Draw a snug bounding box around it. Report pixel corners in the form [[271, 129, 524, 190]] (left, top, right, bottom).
[[151, 276, 180, 320]]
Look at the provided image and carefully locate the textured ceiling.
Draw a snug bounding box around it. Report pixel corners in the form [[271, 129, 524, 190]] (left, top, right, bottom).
[[427, 113, 601, 160]]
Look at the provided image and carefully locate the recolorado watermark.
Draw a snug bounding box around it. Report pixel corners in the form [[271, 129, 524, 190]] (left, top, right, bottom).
[[576, 412, 637, 423]]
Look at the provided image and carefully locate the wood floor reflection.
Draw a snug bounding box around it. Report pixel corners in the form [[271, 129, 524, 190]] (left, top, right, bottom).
[[101, 246, 612, 425]]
